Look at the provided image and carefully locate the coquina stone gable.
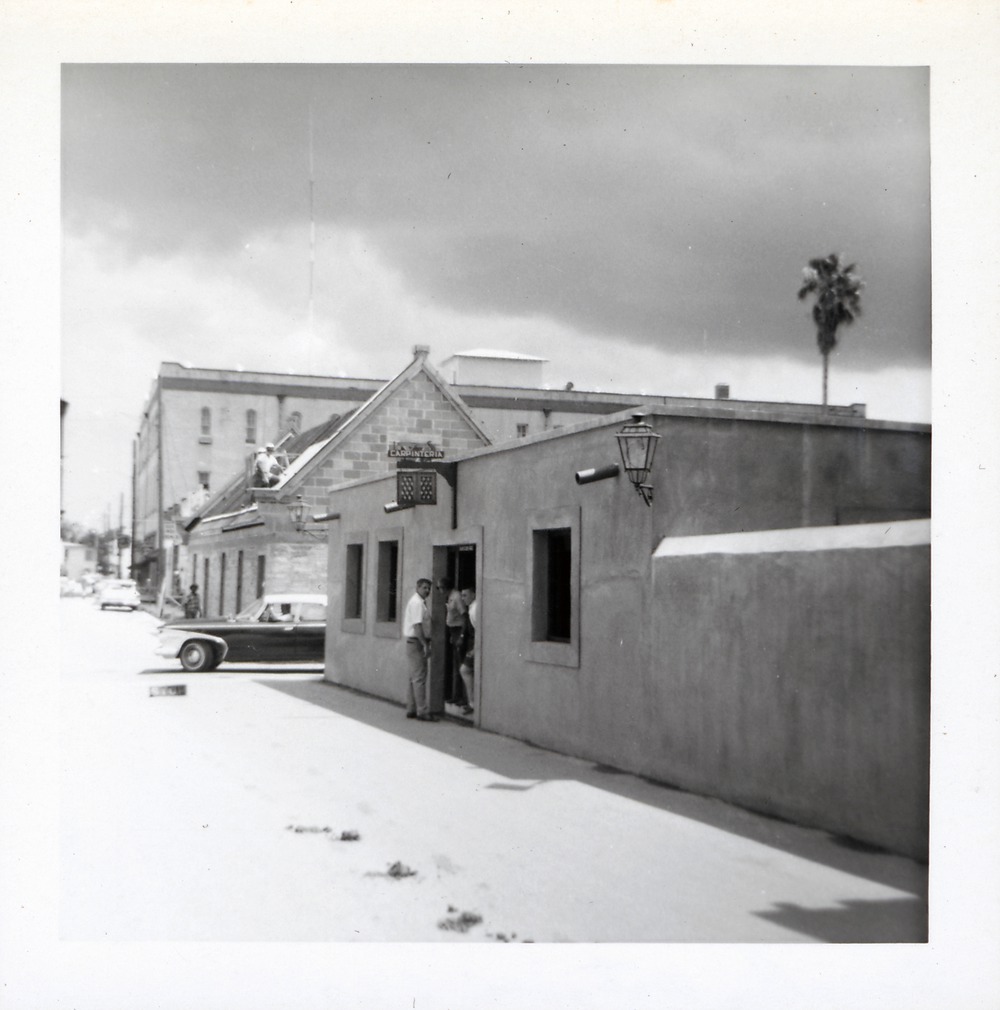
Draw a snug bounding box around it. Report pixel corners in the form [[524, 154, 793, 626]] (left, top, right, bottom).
[[183, 359, 490, 609], [295, 370, 487, 505]]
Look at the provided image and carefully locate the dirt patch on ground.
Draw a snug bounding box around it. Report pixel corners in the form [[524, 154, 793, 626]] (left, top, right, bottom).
[[438, 909, 482, 933], [286, 825, 361, 840], [361, 861, 418, 879]]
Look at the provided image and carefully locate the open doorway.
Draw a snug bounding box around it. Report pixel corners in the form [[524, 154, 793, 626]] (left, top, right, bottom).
[[431, 543, 477, 721]]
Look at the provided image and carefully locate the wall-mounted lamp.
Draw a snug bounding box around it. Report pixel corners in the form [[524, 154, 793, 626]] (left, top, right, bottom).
[[288, 495, 335, 538], [575, 463, 621, 485], [615, 413, 660, 506], [383, 501, 414, 514]]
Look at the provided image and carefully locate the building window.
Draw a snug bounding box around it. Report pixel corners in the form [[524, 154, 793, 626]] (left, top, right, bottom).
[[219, 552, 226, 614], [517, 423, 529, 438], [376, 540, 400, 623], [203, 558, 210, 611], [256, 554, 266, 599], [197, 470, 210, 492], [235, 551, 244, 613], [527, 506, 580, 668], [532, 528, 572, 643], [200, 407, 211, 436], [344, 543, 364, 620], [245, 409, 257, 444]]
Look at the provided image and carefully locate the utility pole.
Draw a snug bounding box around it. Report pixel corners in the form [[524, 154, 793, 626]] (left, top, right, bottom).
[[308, 103, 316, 340], [118, 491, 124, 578], [130, 438, 138, 583], [156, 382, 164, 594]]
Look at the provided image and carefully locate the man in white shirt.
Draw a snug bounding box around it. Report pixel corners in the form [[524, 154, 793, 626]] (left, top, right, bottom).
[[254, 443, 284, 488], [402, 578, 436, 721]]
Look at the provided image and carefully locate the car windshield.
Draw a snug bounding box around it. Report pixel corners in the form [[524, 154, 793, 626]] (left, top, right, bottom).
[[235, 598, 266, 621], [232, 597, 326, 622]]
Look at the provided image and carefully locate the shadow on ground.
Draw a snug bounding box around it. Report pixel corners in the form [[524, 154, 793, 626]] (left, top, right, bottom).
[[138, 666, 324, 676], [256, 676, 928, 912], [754, 897, 927, 943]]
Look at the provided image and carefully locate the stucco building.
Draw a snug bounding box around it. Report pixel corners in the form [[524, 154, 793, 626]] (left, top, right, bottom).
[[319, 400, 931, 859]]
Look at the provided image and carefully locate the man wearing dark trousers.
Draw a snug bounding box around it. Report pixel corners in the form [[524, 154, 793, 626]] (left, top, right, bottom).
[[402, 577, 436, 721]]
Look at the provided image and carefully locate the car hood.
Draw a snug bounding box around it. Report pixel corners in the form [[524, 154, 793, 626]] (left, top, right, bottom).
[[160, 617, 236, 631]]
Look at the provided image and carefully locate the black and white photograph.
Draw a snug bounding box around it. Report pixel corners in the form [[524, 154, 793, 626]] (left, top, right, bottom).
[[3, 2, 999, 1009]]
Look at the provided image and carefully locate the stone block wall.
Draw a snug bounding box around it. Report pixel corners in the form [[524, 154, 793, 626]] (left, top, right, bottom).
[[267, 541, 328, 596], [295, 372, 487, 507]]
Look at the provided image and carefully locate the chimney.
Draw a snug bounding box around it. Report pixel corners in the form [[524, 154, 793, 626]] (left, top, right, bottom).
[[413, 344, 430, 360], [715, 383, 730, 400]]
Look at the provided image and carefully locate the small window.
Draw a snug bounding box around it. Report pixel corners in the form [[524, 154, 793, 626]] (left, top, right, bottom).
[[245, 409, 257, 443], [516, 423, 529, 438], [256, 554, 266, 599], [298, 602, 327, 622], [235, 550, 244, 613], [532, 527, 572, 643], [197, 470, 210, 491], [200, 407, 211, 436], [218, 552, 227, 613], [376, 540, 400, 623], [344, 543, 364, 620]]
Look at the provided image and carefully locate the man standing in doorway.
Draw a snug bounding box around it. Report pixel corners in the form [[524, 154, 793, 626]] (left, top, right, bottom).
[[458, 586, 477, 716], [403, 578, 437, 722], [437, 576, 467, 706]]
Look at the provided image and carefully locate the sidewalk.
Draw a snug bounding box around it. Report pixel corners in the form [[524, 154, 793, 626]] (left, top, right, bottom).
[[58, 605, 928, 942], [265, 675, 928, 940]]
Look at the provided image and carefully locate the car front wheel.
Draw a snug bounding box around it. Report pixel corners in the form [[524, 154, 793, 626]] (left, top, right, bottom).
[[180, 640, 214, 672]]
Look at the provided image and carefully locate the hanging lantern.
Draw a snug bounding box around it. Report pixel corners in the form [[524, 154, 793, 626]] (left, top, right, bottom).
[[614, 413, 660, 506]]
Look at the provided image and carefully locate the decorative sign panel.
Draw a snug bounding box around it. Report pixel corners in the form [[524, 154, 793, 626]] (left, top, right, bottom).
[[387, 441, 445, 460], [397, 469, 438, 506]]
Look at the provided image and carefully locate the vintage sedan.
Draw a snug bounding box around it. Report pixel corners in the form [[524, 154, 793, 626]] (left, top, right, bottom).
[[155, 593, 327, 671], [98, 579, 142, 611]]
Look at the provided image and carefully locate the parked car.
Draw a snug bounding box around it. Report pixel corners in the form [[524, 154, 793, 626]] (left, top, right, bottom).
[[155, 593, 328, 671], [98, 579, 142, 611]]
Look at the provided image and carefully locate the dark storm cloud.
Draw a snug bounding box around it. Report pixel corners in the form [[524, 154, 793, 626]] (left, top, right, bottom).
[[62, 63, 929, 368]]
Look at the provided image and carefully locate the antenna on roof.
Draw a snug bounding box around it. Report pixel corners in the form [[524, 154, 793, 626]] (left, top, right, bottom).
[[308, 103, 316, 338]]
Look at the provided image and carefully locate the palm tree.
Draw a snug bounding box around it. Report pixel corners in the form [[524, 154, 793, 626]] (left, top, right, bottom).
[[797, 253, 864, 406]]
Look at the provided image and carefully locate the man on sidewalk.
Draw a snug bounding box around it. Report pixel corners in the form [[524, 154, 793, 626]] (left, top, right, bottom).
[[402, 577, 437, 722]]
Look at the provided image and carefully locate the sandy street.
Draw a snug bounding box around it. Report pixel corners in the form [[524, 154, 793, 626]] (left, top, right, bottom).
[[58, 597, 926, 943]]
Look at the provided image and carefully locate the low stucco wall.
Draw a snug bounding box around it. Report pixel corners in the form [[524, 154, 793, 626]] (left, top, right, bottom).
[[649, 525, 930, 858]]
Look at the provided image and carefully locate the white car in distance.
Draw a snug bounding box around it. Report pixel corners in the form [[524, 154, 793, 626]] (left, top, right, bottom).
[[98, 579, 142, 611]]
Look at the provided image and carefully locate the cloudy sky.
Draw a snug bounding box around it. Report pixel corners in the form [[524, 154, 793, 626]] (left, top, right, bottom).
[[61, 63, 930, 529]]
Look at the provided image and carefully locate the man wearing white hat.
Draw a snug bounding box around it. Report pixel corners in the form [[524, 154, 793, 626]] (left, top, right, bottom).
[[254, 443, 284, 487]]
